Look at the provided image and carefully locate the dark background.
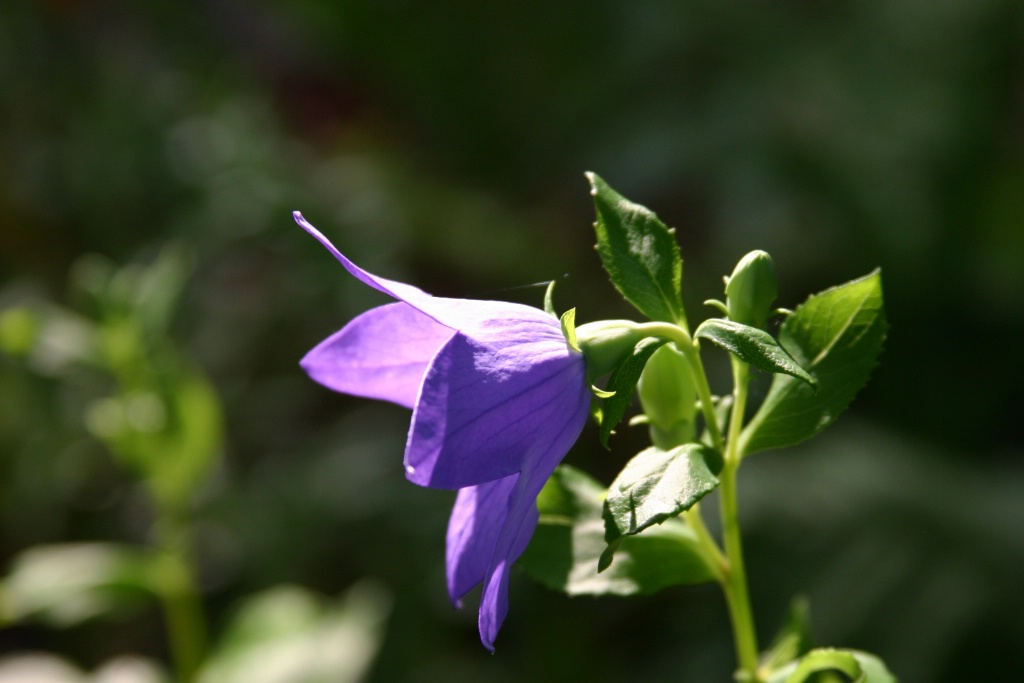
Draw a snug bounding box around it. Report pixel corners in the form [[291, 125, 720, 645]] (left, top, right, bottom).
[[1, 1, 1023, 681]]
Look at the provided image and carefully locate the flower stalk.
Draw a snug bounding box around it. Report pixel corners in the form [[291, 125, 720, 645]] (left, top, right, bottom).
[[152, 512, 207, 683], [635, 322, 760, 679], [720, 357, 759, 679]]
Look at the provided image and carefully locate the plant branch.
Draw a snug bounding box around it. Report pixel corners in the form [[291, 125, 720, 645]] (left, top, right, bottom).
[[720, 358, 759, 678]]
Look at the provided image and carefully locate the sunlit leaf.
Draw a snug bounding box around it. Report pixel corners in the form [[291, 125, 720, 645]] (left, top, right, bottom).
[[694, 318, 814, 386], [588, 173, 685, 325], [519, 466, 718, 596], [739, 271, 886, 457], [601, 444, 719, 569]]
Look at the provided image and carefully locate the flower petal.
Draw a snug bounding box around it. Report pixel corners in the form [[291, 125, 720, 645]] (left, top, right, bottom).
[[476, 486, 540, 652], [301, 302, 454, 409], [295, 211, 594, 652], [403, 330, 588, 489], [295, 212, 430, 305], [475, 403, 590, 651], [412, 297, 564, 345], [295, 212, 559, 337], [445, 473, 523, 607]]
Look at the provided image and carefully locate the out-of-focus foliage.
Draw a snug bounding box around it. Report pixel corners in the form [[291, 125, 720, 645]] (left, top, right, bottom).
[[1, 1, 1022, 681], [0, 653, 165, 683], [1, 543, 154, 628], [196, 582, 390, 683]]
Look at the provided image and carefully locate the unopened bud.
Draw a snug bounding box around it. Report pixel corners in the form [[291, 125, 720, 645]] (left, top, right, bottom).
[[638, 344, 697, 449], [725, 250, 777, 329]]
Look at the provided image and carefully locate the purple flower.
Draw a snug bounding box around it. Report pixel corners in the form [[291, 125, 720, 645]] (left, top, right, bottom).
[[295, 212, 590, 650]]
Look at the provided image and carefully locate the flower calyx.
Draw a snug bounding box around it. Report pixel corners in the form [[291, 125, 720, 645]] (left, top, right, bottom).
[[574, 319, 648, 380]]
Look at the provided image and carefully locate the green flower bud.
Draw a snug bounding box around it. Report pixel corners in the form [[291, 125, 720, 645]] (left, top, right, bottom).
[[725, 250, 778, 329], [575, 319, 645, 379], [638, 343, 697, 449]]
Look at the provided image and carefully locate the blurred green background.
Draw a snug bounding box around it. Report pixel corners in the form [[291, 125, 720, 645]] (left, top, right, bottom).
[[1, 1, 1023, 681]]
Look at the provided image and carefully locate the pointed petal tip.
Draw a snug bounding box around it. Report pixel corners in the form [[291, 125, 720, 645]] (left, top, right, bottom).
[[480, 623, 498, 652], [293, 211, 320, 236], [404, 461, 437, 488], [296, 351, 321, 381], [480, 628, 497, 653]]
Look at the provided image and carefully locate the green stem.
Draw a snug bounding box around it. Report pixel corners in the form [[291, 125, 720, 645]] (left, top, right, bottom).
[[726, 359, 749, 461], [684, 504, 726, 578], [152, 513, 207, 683], [634, 322, 759, 677], [720, 358, 759, 678], [683, 343, 726, 454]]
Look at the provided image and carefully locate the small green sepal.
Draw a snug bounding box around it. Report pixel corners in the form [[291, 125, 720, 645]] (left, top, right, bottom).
[[543, 281, 557, 317], [704, 298, 730, 316], [560, 308, 580, 352]]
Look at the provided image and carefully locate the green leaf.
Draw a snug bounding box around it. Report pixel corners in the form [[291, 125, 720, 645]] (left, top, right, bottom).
[[518, 466, 718, 596], [598, 337, 668, 447], [739, 270, 887, 457], [1, 543, 155, 627], [761, 595, 813, 673], [588, 172, 685, 325], [765, 648, 898, 683], [695, 318, 815, 386], [198, 582, 391, 683], [602, 444, 720, 570]]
